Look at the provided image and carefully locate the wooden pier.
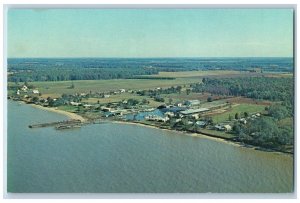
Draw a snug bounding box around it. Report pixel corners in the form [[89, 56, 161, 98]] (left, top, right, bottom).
[[28, 119, 82, 129]]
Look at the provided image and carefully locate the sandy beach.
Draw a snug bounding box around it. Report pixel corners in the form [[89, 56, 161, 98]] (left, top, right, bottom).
[[30, 104, 86, 122]]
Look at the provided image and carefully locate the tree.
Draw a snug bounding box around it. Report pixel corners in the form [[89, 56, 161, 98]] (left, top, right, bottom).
[[244, 112, 249, 118], [32, 96, 39, 103], [127, 98, 139, 106], [235, 113, 239, 120], [47, 97, 54, 107], [186, 89, 191, 95], [154, 96, 165, 102], [228, 114, 233, 121], [268, 104, 289, 120], [168, 98, 173, 105], [142, 98, 149, 104], [207, 97, 213, 102]]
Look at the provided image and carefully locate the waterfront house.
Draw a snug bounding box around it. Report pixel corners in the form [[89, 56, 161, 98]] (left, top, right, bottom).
[[145, 115, 169, 122], [214, 124, 224, 131], [215, 124, 232, 131], [196, 121, 207, 128], [223, 124, 232, 132]]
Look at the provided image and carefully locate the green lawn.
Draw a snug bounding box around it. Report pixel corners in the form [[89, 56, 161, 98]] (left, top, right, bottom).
[[211, 104, 266, 123], [57, 105, 79, 113]]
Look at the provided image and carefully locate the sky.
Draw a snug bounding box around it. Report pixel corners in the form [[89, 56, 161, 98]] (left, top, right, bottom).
[[7, 8, 294, 58]]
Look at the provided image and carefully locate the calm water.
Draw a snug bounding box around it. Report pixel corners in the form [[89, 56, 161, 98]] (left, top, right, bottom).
[[7, 101, 293, 193]]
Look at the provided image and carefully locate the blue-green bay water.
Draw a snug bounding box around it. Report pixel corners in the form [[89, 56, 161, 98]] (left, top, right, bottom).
[[7, 101, 293, 193]]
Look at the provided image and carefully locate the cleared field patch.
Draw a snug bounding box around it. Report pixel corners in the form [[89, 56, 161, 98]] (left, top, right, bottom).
[[211, 103, 266, 123]]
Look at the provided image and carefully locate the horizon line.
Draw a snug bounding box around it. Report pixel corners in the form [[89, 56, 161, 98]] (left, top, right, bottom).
[[7, 56, 293, 59]]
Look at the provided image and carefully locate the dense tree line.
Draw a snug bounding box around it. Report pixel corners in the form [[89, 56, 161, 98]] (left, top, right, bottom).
[[191, 77, 293, 115], [8, 68, 159, 82], [233, 117, 293, 149]]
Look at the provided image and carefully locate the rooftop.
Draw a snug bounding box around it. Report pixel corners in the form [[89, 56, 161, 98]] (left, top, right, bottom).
[[180, 108, 209, 115]]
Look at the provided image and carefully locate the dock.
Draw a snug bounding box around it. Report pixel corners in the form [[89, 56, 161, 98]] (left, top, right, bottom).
[[28, 119, 82, 129]]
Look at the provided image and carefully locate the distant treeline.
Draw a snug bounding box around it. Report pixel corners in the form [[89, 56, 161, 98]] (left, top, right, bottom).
[[8, 57, 293, 82], [131, 76, 175, 80]]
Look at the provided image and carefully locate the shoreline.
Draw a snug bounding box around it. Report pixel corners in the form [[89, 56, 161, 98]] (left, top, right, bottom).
[[112, 120, 293, 156], [13, 100, 292, 156], [112, 120, 240, 146], [29, 103, 86, 122]]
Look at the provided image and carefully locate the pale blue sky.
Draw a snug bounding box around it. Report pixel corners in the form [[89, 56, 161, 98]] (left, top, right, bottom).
[[7, 9, 294, 58]]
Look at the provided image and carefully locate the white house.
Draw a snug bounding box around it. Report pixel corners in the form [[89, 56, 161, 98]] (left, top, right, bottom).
[[223, 124, 232, 132], [104, 95, 110, 98], [32, 89, 39, 94], [83, 104, 93, 108], [21, 85, 28, 92], [196, 121, 206, 127], [70, 101, 82, 106], [120, 89, 126, 93]]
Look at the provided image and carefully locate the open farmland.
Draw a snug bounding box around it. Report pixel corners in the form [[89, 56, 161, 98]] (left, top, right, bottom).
[[8, 70, 253, 98], [9, 77, 201, 98]]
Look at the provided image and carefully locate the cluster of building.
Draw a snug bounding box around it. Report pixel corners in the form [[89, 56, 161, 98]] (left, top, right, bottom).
[[16, 85, 40, 96]]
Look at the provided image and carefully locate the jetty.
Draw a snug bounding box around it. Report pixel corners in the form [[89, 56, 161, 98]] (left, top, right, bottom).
[[28, 119, 82, 129]]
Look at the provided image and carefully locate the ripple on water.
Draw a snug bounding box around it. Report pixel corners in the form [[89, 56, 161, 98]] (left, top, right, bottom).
[[7, 101, 294, 193]]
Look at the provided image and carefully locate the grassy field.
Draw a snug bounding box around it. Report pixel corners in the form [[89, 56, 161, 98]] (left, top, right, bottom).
[[81, 93, 163, 107], [9, 77, 201, 98], [211, 103, 267, 123]]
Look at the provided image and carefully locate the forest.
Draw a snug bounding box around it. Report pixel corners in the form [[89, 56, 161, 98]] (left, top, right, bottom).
[[8, 57, 293, 82]]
